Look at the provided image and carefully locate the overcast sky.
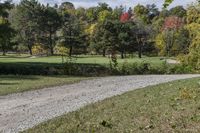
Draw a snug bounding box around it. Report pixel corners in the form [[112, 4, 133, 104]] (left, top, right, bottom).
[[11, 0, 197, 9]]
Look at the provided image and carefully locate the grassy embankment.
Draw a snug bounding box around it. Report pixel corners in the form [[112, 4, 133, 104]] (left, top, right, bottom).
[[0, 75, 87, 96]]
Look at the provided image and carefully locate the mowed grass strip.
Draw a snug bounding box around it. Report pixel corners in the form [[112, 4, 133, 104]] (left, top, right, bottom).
[[24, 77, 200, 133], [0, 75, 87, 96], [0, 54, 164, 66]]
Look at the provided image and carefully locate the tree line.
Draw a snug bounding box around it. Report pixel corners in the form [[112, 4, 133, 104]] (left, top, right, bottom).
[[0, 0, 199, 65]]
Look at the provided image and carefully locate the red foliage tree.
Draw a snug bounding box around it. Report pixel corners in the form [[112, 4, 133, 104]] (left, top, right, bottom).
[[120, 12, 130, 23], [162, 16, 184, 30]]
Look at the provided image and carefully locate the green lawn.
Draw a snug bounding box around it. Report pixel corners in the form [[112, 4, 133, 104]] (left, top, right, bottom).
[[0, 75, 87, 96], [24, 77, 200, 133], [0, 54, 164, 66], [0, 54, 171, 76]]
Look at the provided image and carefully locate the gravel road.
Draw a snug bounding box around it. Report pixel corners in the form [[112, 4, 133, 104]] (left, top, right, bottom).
[[0, 75, 200, 133]]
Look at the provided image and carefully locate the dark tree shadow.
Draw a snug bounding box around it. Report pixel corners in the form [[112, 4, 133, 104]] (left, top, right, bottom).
[[0, 61, 110, 76], [0, 82, 19, 85]]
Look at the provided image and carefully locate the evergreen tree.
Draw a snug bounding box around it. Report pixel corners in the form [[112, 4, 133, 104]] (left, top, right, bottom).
[[9, 0, 42, 55]]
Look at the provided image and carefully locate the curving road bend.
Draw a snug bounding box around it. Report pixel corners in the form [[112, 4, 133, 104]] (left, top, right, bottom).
[[0, 75, 200, 133]]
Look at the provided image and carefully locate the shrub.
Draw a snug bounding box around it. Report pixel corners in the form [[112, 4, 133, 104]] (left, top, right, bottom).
[[120, 60, 131, 75], [63, 63, 109, 76], [32, 44, 47, 56], [119, 62, 155, 75], [54, 44, 69, 56], [118, 61, 195, 75], [109, 53, 119, 75], [149, 62, 168, 74], [0, 61, 196, 76], [182, 41, 200, 70]]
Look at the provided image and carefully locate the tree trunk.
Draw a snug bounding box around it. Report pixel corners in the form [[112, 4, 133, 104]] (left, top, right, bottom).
[[121, 51, 124, 59], [2, 45, 6, 56], [29, 49, 33, 55], [28, 45, 32, 55], [124, 51, 126, 58], [49, 31, 54, 55], [68, 23, 72, 57], [69, 46, 73, 57], [102, 49, 106, 57], [2, 41, 7, 56], [136, 36, 142, 58], [138, 44, 142, 58], [50, 47, 54, 55], [2, 50, 6, 56]]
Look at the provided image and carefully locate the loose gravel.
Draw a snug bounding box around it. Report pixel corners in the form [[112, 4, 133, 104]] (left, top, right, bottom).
[[0, 75, 200, 133]]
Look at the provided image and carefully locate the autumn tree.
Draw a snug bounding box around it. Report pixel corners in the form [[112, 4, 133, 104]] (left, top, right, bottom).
[[183, 4, 200, 69], [161, 16, 185, 56], [112, 6, 124, 20], [120, 12, 131, 23]]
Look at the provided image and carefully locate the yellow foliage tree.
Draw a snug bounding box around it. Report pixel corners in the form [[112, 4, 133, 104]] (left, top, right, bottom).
[[182, 4, 200, 69], [85, 23, 97, 37], [54, 44, 69, 56], [155, 33, 165, 55], [32, 44, 47, 56]]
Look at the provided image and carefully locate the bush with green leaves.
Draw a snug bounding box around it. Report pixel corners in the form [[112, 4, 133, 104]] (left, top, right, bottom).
[[182, 43, 200, 70], [32, 44, 48, 56]]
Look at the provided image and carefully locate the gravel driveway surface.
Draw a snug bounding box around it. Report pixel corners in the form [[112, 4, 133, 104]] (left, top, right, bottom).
[[0, 75, 200, 133]]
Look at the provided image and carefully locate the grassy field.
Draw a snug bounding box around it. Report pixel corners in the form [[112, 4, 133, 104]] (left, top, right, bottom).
[[0, 75, 87, 96], [1, 54, 188, 76], [0, 54, 164, 66], [24, 77, 200, 133], [0, 54, 168, 75]]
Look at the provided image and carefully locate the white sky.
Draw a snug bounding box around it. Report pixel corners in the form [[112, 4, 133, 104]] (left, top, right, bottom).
[[11, 0, 197, 9]]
